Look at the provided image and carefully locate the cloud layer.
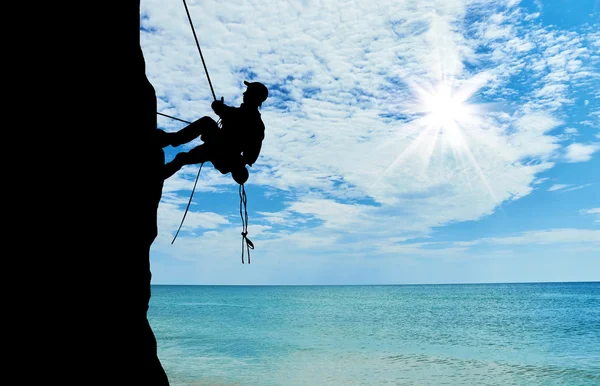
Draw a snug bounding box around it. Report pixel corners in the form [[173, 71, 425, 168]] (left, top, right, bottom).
[[140, 0, 599, 282]]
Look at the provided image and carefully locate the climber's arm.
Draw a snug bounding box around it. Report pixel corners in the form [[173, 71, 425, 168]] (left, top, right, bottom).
[[211, 97, 237, 119]]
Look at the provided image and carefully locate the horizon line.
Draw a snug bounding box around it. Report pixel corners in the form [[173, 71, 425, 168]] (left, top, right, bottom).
[[151, 280, 599, 286]]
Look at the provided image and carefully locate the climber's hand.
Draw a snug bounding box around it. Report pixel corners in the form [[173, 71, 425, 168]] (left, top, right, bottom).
[[211, 97, 224, 111]]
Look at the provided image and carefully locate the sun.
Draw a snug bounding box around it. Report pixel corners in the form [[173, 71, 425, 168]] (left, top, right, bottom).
[[372, 73, 501, 204], [423, 84, 469, 128], [414, 82, 481, 149]]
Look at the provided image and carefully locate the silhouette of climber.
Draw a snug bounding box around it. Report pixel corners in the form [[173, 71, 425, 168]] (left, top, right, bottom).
[[159, 81, 268, 185]]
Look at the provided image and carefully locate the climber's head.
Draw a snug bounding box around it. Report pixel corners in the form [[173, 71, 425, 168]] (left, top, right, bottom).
[[243, 81, 268, 108]]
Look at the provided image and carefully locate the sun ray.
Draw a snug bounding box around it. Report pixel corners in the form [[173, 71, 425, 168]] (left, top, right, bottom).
[[454, 136, 506, 214], [373, 123, 437, 184], [420, 124, 442, 174]]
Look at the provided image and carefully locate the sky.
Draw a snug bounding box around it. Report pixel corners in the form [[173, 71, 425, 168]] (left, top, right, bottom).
[[140, 0, 600, 285]]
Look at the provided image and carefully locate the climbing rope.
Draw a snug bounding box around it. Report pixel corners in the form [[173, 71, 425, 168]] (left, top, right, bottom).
[[171, 162, 204, 244], [157, 112, 191, 125], [239, 184, 254, 264], [182, 0, 217, 101], [164, 0, 254, 263]]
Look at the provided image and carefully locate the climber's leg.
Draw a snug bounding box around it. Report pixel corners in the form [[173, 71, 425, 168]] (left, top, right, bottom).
[[162, 116, 218, 148], [163, 144, 212, 180]]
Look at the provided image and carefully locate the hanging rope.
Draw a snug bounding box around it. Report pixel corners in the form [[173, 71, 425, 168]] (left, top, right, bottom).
[[172, 162, 204, 244], [239, 184, 254, 264]]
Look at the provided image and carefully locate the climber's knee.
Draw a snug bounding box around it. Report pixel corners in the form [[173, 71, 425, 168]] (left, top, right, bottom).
[[186, 145, 211, 164], [198, 116, 216, 126], [171, 117, 217, 147]]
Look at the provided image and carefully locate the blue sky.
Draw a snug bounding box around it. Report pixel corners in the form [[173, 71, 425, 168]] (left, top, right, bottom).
[[140, 0, 599, 285]]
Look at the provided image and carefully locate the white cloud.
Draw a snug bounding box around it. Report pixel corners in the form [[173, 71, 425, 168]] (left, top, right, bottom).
[[547, 183, 592, 192], [365, 228, 600, 257], [475, 228, 600, 246], [524, 12, 540, 21], [157, 202, 231, 233], [547, 184, 570, 191], [564, 127, 578, 135], [564, 142, 600, 162], [555, 127, 579, 142], [580, 208, 600, 222], [508, 113, 561, 159], [561, 184, 592, 192]]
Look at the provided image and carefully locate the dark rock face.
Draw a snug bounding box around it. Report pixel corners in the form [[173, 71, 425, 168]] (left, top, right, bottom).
[[12, 0, 168, 386], [129, 3, 171, 384], [14, 1, 170, 384], [137, 43, 171, 386]]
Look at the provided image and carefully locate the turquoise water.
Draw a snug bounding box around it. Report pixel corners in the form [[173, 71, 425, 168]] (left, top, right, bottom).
[[148, 282, 600, 385]]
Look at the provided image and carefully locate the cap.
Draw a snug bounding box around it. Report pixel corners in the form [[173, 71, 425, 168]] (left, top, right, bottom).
[[244, 80, 269, 103]]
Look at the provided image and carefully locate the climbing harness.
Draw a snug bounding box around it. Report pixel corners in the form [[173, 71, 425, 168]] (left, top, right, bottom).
[[159, 0, 254, 263]]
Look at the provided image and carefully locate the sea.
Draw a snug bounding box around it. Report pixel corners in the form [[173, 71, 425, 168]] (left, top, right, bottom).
[[148, 282, 600, 385]]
